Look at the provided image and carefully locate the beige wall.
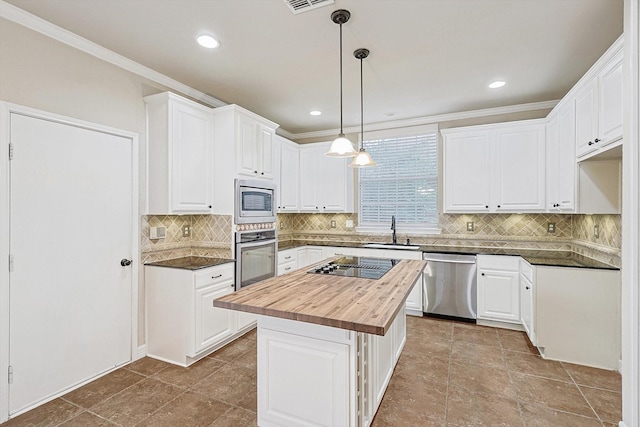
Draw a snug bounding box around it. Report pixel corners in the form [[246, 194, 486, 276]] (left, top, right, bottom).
[[0, 18, 178, 346]]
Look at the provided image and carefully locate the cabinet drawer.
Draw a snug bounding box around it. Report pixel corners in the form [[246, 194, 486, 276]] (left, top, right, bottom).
[[195, 263, 235, 289], [278, 260, 298, 276], [477, 255, 520, 271], [278, 249, 298, 264], [520, 259, 534, 282]]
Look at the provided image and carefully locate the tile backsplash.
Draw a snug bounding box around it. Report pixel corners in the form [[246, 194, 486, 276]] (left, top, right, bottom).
[[278, 212, 621, 266], [141, 214, 233, 263]]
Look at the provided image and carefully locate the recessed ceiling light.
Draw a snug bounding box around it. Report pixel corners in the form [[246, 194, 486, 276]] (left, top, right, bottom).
[[489, 80, 506, 89], [196, 34, 219, 49], [309, 110, 322, 116]]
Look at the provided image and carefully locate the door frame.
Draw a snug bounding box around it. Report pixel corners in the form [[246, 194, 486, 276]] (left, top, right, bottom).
[[0, 102, 140, 423]]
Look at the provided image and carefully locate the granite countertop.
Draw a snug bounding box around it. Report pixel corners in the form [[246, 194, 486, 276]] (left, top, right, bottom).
[[214, 259, 427, 336], [145, 256, 235, 270], [278, 240, 619, 270]]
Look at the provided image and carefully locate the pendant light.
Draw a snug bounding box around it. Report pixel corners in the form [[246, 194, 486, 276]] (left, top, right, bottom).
[[325, 9, 358, 158], [349, 48, 377, 168]]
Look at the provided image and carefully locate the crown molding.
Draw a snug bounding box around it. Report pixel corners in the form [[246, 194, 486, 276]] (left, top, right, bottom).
[[0, 0, 227, 109], [0, 1, 558, 140], [290, 99, 559, 140]]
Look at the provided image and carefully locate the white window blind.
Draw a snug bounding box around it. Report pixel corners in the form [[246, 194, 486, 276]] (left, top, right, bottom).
[[358, 130, 438, 231]]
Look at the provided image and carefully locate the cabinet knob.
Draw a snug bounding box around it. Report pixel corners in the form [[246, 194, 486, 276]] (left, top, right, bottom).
[[485, 205, 489, 209], [594, 138, 601, 143], [261, 172, 265, 175], [588, 141, 594, 146], [525, 286, 530, 290], [208, 205, 212, 209], [212, 274, 222, 279], [481, 272, 485, 276], [120, 259, 132, 267], [497, 205, 501, 208], [254, 170, 258, 174]]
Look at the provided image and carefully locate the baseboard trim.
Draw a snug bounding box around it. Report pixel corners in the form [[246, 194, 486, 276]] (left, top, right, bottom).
[[136, 345, 147, 361]]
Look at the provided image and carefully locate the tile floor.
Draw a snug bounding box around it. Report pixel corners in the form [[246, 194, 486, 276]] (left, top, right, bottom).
[[1, 316, 622, 427]]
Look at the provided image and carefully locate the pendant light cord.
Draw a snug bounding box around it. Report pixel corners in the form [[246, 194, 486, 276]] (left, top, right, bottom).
[[339, 21, 344, 135], [360, 55, 363, 150]]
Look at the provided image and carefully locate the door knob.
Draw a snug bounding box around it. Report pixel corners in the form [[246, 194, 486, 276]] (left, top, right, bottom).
[[120, 259, 132, 267]]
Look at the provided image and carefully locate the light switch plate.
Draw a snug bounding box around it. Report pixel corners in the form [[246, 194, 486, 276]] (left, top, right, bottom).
[[594, 224, 600, 238], [466, 222, 474, 232], [330, 220, 336, 228], [182, 224, 190, 237]]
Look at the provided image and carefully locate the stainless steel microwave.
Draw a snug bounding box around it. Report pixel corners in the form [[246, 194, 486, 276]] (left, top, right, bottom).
[[235, 179, 277, 224]]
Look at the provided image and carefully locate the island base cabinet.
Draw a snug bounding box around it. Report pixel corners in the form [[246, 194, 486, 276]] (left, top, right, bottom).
[[256, 311, 406, 427]]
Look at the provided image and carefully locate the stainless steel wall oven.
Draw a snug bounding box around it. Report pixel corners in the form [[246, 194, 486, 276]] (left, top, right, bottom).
[[235, 229, 277, 291]]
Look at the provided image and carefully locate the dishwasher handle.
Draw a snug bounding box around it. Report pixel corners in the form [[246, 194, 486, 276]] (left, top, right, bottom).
[[423, 253, 477, 264]]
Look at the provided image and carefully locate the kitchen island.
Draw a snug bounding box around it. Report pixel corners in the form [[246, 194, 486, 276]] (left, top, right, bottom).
[[214, 257, 426, 427]]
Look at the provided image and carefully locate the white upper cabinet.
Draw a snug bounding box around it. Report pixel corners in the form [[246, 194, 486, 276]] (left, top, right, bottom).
[[299, 142, 353, 213], [546, 102, 576, 212], [235, 111, 276, 179], [443, 120, 546, 213], [492, 124, 546, 212], [443, 131, 492, 212], [574, 41, 623, 159], [277, 136, 300, 212], [144, 92, 213, 214]]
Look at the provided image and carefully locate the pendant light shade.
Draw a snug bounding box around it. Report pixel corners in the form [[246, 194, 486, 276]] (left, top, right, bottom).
[[349, 48, 377, 168], [325, 9, 358, 158]]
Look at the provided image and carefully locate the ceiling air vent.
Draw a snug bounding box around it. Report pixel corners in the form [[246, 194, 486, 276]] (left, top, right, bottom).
[[283, 0, 335, 15]]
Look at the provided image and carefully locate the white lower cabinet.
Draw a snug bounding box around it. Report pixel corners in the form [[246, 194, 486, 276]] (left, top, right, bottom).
[[477, 255, 521, 324], [519, 259, 536, 345], [298, 247, 324, 268], [277, 248, 298, 276], [257, 310, 405, 427], [146, 262, 254, 367]]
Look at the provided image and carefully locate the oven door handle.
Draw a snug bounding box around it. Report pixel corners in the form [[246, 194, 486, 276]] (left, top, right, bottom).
[[237, 239, 277, 249]]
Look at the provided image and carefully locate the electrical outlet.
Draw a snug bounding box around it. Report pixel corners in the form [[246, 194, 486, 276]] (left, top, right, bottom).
[[594, 224, 600, 238], [182, 224, 190, 237], [330, 220, 336, 228], [279, 221, 284, 229], [547, 222, 555, 233], [466, 222, 474, 232]]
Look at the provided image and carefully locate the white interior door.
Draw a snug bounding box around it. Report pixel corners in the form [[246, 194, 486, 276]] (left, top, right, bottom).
[[9, 113, 133, 414]]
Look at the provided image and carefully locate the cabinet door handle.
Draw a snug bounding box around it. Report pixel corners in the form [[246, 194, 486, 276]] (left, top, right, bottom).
[[594, 138, 601, 143], [284, 267, 291, 271], [588, 141, 594, 146], [212, 274, 223, 279], [284, 256, 291, 260]]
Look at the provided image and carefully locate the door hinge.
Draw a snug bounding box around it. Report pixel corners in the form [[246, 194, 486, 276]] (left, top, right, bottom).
[[8, 255, 14, 272], [8, 143, 14, 160], [8, 366, 13, 384]]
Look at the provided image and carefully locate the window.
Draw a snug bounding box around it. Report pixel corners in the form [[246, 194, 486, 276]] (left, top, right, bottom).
[[357, 125, 439, 233]]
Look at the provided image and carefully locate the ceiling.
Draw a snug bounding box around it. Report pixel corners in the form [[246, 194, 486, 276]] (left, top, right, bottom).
[[4, 0, 623, 136]]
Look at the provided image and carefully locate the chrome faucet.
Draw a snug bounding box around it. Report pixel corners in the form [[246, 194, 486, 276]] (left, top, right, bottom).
[[391, 215, 397, 244]]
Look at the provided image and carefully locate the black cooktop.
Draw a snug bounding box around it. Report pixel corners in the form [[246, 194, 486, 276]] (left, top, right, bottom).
[[307, 256, 399, 280]]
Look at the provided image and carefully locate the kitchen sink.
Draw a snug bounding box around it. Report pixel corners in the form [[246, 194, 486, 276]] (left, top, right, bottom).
[[362, 243, 422, 251]]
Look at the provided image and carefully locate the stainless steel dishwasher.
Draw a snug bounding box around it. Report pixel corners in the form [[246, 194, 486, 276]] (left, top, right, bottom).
[[423, 253, 477, 321]]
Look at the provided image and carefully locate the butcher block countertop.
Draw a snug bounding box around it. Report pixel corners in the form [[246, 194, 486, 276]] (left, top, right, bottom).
[[214, 259, 426, 336]]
